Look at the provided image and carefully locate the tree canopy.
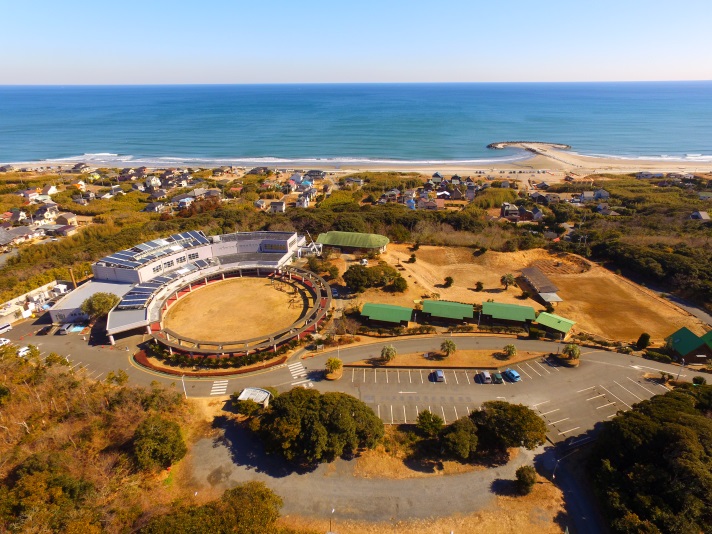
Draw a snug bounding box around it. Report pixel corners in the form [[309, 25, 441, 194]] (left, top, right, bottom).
[[441, 339, 457, 357], [133, 415, 187, 471], [256, 388, 384, 465], [591, 385, 712, 533], [80, 291, 120, 319], [472, 401, 547, 451]]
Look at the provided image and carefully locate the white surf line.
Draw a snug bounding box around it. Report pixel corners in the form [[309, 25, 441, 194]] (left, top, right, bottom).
[[614, 380, 643, 401], [540, 408, 560, 416], [558, 427, 580, 436], [549, 417, 569, 425], [596, 402, 615, 409], [441, 405, 447, 424], [586, 394, 605, 401], [599, 384, 631, 410], [517, 365, 533, 379], [577, 386, 596, 393], [525, 362, 542, 377], [626, 376, 655, 395]]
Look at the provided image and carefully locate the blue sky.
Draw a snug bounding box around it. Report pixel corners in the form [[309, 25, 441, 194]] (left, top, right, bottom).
[[2, 0, 711, 84]]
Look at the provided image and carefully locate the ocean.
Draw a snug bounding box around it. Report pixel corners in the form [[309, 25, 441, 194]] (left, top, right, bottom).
[[1, 82, 711, 166]]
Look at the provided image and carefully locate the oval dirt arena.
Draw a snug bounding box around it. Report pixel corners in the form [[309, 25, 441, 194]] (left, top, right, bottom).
[[162, 278, 307, 342]]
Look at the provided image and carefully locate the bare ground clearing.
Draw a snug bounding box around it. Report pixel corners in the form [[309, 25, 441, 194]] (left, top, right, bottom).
[[163, 278, 307, 342]]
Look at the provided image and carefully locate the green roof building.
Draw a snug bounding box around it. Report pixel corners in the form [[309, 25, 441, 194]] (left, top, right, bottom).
[[316, 231, 389, 252], [666, 327, 712, 358], [481, 302, 536, 323], [422, 300, 474, 321], [361, 303, 412, 324], [535, 312, 576, 335]]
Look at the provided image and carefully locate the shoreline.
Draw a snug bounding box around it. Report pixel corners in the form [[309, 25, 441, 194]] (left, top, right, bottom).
[[4, 143, 712, 176]]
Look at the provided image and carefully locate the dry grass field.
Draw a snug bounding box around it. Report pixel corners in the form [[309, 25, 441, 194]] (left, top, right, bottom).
[[163, 278, 307, 342], [339, 245, 706, 343]]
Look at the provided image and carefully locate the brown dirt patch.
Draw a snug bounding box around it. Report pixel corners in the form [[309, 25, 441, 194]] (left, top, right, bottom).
[[349, 349, 546, 369], [549, 266, 707, 342], [163, 278, 308, 342], [280, 473, 565, 533]]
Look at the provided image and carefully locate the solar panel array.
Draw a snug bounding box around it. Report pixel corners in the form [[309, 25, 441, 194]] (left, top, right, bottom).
[[117, 258, 213, 310], [99, 230, 210, 269]]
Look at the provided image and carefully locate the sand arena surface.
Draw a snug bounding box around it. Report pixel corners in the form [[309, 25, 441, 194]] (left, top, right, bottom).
[[162, 278, 307, 342]]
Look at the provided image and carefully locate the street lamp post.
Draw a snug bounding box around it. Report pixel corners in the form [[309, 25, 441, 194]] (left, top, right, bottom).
[[676, 358, 685, 381], [181, 375, 187, 399]]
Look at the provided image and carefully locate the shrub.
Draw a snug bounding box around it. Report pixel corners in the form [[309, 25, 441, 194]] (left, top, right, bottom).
[[234, 399, 261, 416], [475, 281, 484, 291], [692, 376, 706, 385], [132, 415, 187, 471], [515, 465, 537, 495], [644, 350, 672, 364], [636, 333, 651, 350], [443, 276, 454, 288]]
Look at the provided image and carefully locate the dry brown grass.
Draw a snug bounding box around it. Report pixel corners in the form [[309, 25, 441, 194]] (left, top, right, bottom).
[[163, 278, 307, 342]]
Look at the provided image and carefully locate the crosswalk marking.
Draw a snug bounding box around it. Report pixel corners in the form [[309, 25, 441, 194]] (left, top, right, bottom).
[[288, 361, 312, 388], [210, 380, 229, 395]]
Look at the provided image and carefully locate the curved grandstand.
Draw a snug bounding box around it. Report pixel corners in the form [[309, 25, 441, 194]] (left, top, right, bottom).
[[50, 230, 329, 355]]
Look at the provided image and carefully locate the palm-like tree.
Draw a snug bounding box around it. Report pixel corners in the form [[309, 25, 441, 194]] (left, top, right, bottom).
[[503, 344, 517, 358], [500, 273, 516, 290], [563, 344, 581, 360], [441, 339, 457, 357], [381, 345, 397, 362], [325, 357, 342, 373]]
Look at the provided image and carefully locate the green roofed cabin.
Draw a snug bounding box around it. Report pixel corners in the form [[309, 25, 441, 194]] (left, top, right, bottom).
[[422, 300, 474, 322], [361, 303, 412, 325], [317, 231, 389, 253], [666, 327, 712, 360], [535, 312, 576, 339], [480, 302, 536, 328]]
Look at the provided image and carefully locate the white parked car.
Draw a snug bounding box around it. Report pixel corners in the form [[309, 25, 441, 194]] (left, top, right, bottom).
[[17, 346, 31, 358], [0, 338, 10, 347]]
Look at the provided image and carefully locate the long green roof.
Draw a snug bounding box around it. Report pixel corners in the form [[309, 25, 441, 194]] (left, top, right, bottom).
[[316, 231, 390, 249], [481, 301, 536, 322], [666, 327, 705, 356], [422, 300, 473, 320], [361, 303, 412, 323], [701, 330, 712, 350], [535, 312, 576, 333]]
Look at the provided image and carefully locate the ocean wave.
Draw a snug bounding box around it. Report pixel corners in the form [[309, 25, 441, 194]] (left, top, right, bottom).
[[15, 152, 534, 168], [584, 152, 712, 163]]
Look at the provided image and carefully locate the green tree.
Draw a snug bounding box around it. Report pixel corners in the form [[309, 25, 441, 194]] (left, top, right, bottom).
[[381, 344, 397, 363], [416, 410, 444, 438], [475, 281, 484, 292], [325, 357, 342, 373], [500, 273, 516, 290], [515, 465, 537, 495], [503, 344, 517, 359], [443, 276, 454, 288], [692, 376, 706, 385], [391, 276, 408, 292], [80, 292, 120, 320], [441, 339, 457, 357], [440, 416, 479, 461], [562, 344, 581, 360], [343, 264, 370, 292], [0, 384, 10, 405], [132, 415, 187, 471], [474, 401, 547, 451], [234, 399, 261, 416], [636, 333, 651, 350]]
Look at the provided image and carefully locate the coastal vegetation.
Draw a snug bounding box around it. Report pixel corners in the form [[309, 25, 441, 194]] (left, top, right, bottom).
[[591, 384, 712, 533]]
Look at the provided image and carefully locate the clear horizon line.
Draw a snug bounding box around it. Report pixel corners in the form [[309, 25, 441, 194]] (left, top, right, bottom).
[[1, 79, 711, 87]]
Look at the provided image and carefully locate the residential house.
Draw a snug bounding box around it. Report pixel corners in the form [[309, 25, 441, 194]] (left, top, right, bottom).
[[690, 211, 710, 221], [699, 192, 712, 201], [82, 191, 96, 201], [517, 205, 534, 221], [290, 173, 304, 184], [667, 172, 695, 180], [56, 225, 78, 237], [305, 170, 326, 180], [296, 196, 310, 208], [110, 185, 123, 196], [545, 193, 563, 205], [344, 177, 364, 187], [270, 201, 286, 213], [254, 199, 266, 210], [0, 165, 14, 173], [417, 198, 444, 210], [531, 206, 544, 221], [145, 176, 162, 189], [178, 197, 194, 210], [500, 202, 520, 220], [636, 172, 664, 179], [72, 197, 89, 206], [56, 213, 78, 226], [248, 167, 270, 176], [132, 183, 146, 192], [143, 202, 167, 213], [150, 189, 168, 201], [594, 189, 610, 200], [42, 184, 58, 196], [34, 203, 59, 222], [10, 211, 28, 224], [20, 188, 40, 203], [204, 189, 223, 201], [0, 226, 44, 247], [580, 191, 596, 203], [449, 188, 465, 200], [71, 180, 87, 192], [465, 185, 477, 201], [72, 163, 91, 173], [405, 198, 416, 210], [432, 172, 443, 180]]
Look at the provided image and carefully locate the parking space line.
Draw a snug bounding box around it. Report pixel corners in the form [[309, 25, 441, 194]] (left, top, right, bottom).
[[441, 405, 447, 424], [517, 365, 533, 379], [420, 369, 424, 384], [466, 406, 470, 414], [453, 406, 458, 419], [465, 371, 470, 385], [549, 417, 569, 425], [525, 362, 541, 377], [577, 386, 596, 393], [627, 376, 655, 395], [586, 394, 605, 401], [599, 384, 631, 409], [351, 368, 355, 382], [614, 380, 643, 401], [386, 370, 388, 384], [375, 369, 377, 383], [403, 405, 407, 423], [535, 361, 551, 374], [363, 368, 366, 382], [377, 405, 380, 418], [443, 372, 447, 384], [390, 405, 394, 424], [453, 371, 459, 385], [398, 369, 400, 384], [531, 400, 550, 408], [409, 369, 412, 384], [415, 406, 419, 416], [540, 408, 560, 416], [596, 402, 615, 409], [646, 377, 668, 390], [558, 427, 580, 436], [606, 413, 617, 419]]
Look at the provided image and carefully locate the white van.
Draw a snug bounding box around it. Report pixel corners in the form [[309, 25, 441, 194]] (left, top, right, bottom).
[[480, 371, 493, 384], [58, 323, 73, 335], [0, 323, 12, 335]]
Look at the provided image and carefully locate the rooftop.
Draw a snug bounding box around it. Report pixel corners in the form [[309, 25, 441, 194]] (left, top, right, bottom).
[[666, 326, 708, 356], [521, 267, 559, 294], [535, 312, 575, 333], [97, 230, 210, 269], [53, 280, 134, 312], [361, 303, 412, 324], [422, 300, 473, 320], [481, 301, 536, 322]]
